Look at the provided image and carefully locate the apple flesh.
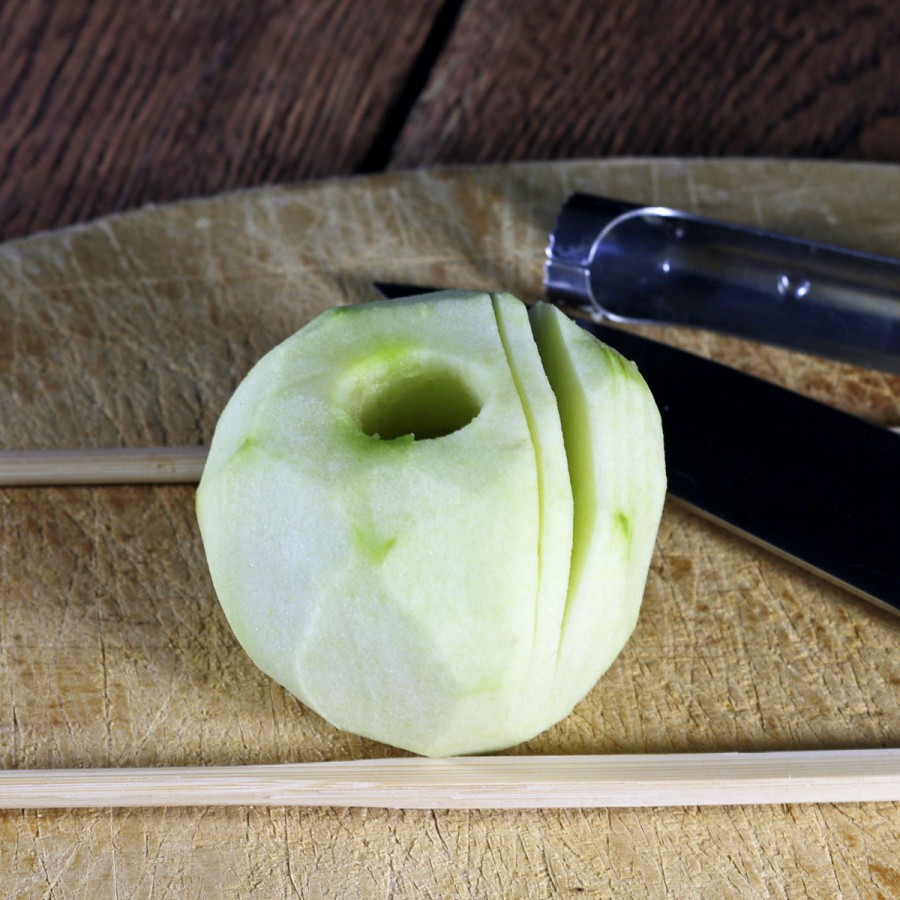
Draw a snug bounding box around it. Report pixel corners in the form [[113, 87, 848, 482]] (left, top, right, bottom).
[[196, 290, 665, 757]]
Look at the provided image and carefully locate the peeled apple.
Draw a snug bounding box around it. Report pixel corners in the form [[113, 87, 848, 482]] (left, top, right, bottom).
[[196, 290, 666, 757]]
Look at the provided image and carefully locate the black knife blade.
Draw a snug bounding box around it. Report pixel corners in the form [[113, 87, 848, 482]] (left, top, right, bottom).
[[374, 282, 900, 617]]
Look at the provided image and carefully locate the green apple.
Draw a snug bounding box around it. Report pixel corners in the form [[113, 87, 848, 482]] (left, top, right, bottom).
[[196, 290, 665, 757]]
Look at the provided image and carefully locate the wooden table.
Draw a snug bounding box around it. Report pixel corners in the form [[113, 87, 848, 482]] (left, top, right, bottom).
[[2, 2, 899, 896], [5, 0, 900, 240]]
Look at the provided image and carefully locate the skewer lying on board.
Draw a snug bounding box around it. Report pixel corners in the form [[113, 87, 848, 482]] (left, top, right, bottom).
[[0, 749, 898, 809], [0, 446, 208, 486]]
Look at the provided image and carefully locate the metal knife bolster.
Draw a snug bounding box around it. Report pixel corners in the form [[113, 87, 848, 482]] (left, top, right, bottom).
[[545, 193, 900, 374]]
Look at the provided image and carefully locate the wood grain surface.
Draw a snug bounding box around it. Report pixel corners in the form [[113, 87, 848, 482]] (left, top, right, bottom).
[[0, 159, 898, 895], [0, 0, 444, 241], [5, 2, 900, 243], [392, 1, 900, 168]]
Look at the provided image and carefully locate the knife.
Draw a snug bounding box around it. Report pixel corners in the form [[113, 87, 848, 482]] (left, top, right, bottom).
[[375, 282, 900, 617], [545, 193, 900, 374]]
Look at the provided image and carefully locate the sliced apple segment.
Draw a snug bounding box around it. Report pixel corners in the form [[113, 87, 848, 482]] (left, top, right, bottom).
[[490, 292, 574, 733], [529, 302, 666, 708]]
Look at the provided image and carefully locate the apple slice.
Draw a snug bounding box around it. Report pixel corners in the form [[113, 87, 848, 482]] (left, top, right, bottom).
[[529, 302, 666, 706], [490, 293, 574, 733]]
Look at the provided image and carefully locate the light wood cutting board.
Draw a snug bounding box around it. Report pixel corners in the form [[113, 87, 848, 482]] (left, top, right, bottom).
[[0, 160, 898, 896]]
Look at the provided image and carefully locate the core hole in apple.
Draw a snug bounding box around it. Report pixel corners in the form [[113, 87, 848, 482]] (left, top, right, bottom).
[[358, 366, 482, 441]]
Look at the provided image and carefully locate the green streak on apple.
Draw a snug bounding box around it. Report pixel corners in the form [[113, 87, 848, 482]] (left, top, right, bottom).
[[234, 435, 261, 459], [615, 510, 633, 545], [352, 526, 398, 564]]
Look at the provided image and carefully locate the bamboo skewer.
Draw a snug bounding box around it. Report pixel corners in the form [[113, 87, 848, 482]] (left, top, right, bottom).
[[0, 749, 897, 810], [0, 446, 208, 486]]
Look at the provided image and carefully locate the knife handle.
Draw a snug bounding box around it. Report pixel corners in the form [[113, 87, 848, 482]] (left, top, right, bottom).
[[545, 193, 900, 374]]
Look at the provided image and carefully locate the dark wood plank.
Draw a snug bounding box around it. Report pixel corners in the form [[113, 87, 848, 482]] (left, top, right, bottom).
[[0, 0, 444, 241], [391, 0, 900, 167]]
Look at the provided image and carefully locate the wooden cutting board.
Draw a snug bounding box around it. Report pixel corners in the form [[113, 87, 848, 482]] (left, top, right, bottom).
[[1, 160, 898, 895]]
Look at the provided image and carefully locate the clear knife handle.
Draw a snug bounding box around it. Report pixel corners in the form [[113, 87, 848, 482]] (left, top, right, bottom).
[[545, 193, 900, 374]]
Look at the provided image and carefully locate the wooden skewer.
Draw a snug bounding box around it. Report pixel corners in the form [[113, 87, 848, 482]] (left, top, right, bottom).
[[0, 749, 897, 810], [0, 446, 208, 486]]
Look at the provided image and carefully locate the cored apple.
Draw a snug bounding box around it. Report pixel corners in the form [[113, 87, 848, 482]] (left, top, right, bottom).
[[196, 290, 665, 756]]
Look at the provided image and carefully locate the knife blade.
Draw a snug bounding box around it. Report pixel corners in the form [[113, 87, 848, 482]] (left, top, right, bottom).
[[545, 193, 900, 374], [374, 282, 900, 617]]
